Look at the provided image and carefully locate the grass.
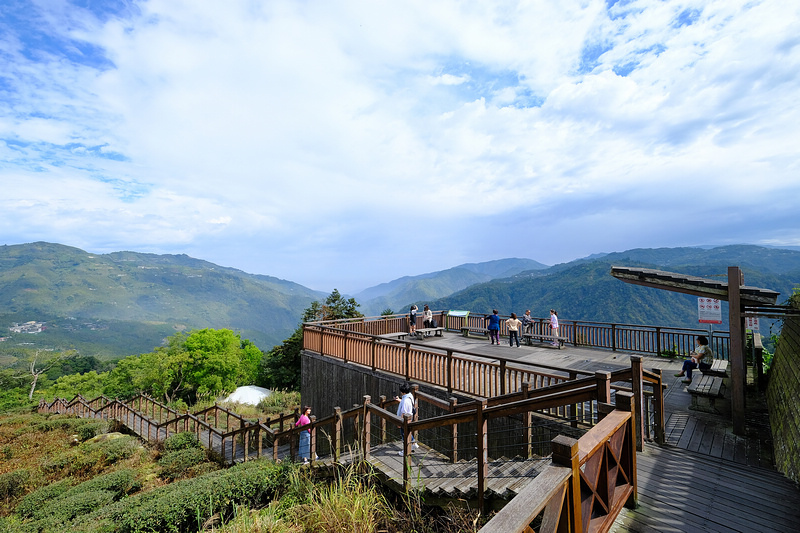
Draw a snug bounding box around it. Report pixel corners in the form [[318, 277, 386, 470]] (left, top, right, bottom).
[[0, 408, 482, 533]]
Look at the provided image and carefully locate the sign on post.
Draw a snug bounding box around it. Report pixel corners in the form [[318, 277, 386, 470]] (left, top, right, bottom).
[[698, 298, 722, 324], [746, 317, 760, 331]]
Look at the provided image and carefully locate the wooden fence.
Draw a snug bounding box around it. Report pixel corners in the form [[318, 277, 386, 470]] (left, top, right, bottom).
[[313, 312, 731, 359], [303, 320, 664, 447]]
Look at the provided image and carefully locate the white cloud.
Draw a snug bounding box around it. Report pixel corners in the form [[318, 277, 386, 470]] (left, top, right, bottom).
[[0, 0, 799, 291]]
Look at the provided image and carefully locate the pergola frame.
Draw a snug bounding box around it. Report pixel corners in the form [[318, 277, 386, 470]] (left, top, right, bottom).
[[610, 265, 780, 435]]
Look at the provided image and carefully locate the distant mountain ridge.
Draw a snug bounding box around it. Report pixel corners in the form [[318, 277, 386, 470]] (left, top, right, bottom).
[[1, 242, 797, 359], [425, 245, 800, 330], [354, 258, 548, 315], [0, 242, 325, 354]]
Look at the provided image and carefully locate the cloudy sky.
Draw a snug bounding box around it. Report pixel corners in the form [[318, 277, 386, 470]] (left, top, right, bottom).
[[2, 0, 799, 293]]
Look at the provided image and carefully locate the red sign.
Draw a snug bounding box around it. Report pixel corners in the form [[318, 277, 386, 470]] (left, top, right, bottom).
[[698, 298, 722, 324]]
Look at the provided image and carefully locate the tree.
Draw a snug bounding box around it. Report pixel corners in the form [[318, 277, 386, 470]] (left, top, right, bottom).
[[304, 289, 363, 321], [102, 329, 264, 405], [19, 350, 77, 400], [259, 290, 362, 391]]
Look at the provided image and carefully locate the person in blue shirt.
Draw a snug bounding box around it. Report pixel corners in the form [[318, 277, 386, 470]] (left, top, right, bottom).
[[485, 309, 501, 345]]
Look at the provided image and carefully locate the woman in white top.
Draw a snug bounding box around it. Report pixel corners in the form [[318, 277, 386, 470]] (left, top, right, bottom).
[[422, 305, 434, 328], [549, 309, 559, 346]]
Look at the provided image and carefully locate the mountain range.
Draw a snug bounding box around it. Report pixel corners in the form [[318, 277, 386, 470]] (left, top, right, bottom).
[[0, 242, 798, 359]]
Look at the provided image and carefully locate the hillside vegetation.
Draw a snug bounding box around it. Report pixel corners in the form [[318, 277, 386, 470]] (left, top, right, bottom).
[[425, 245, 800, 331], [0, 242, 324, 355]]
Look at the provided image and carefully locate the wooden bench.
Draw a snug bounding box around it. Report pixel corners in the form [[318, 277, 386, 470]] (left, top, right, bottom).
[[461, 326, 490, 339], [687, 375, 726, 412], [701, 359, 729, 378], [522, 333, 568, 348], [415, 327, 445, 339], [377, 332, 408, 342]]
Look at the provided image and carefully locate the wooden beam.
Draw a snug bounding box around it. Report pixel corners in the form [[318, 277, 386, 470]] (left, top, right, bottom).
[[610, 266, 779, 306]]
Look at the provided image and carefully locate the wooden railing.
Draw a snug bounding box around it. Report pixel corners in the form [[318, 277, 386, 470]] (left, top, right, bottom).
[[303, 319, 665, 445], [309, 312, 731, 359], [479, 393, 637, 533], [39, 375, 637, 527]]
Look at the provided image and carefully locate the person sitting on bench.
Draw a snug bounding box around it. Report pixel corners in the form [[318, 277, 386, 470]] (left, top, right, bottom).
[[674, 335, 713, 384], [422, 305, 435, 328]]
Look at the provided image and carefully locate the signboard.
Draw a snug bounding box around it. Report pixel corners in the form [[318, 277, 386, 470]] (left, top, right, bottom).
[[746, 317, 760, 331], [697, 298, 722, 324]]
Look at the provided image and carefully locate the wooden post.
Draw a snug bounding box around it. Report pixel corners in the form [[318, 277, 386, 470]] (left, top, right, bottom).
[[611, 323, 617, 352], [449, 397, 458, 463], [371, 337, 377, 371], [615, 391, 638, 508], [630, 355, 644, 452], [522, 382, 533, 458], [402, 412, 412, 490], [551, 435, 581, 533], [309, 415, 317, 465], [362, 396, 371, 460], [477, 399, 488, 514], [379, 395, 387, 444], [446, 350, 453, 393], [652, 368, 665, 444], [333, 406, 342, 463], [499, 360, 507, 396], [595, 371, 611, 421], [728, 266, 746, 435]]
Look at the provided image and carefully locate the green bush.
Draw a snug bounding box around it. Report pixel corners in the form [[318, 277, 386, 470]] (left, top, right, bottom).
[[162, 431, 200, 452], [158, 448, 207, 480], [32, 490, 116, 520], [15, 478, 75, 518], [0, 469, 29, 500], [77, 420, 110, 441], [77, 460, 293, 533], [41, 435, 141, 475], [88, 434, 141, 465], [63, 469, 141, 499]]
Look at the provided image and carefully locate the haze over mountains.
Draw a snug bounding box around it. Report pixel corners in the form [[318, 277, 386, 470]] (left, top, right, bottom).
[[1, 242, 798, 358]]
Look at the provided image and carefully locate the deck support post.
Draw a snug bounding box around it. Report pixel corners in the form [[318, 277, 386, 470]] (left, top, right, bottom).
[[552, 435, 581, 532], [729, 266, 746, 435], [476, 399, 488, 514], [630, 355, 644, 451], [362, 396, 371, 460]]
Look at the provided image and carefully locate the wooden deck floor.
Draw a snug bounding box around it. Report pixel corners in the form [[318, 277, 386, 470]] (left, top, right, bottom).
[[412, 335, 800, 531]]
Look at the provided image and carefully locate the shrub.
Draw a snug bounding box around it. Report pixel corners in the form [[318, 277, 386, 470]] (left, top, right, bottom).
[[162, 431, 200, 452], [63, 469, 141, 499], [0, 469, 29, 501], [31, 489, 116, 529], [158, 448, 207, 480], [77, 420, 109, 441], [15, 478, 75, 518], [78, 460, 293, 533]]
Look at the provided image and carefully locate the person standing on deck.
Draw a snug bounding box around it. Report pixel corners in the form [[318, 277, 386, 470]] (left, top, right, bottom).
[[485, 310, 501, 345], [408, 305, 418, 335], [395, 382, 419, 455], [521, 309, 533, 334], [295, 406, 312, 464], [506, 313, 522, 347], [549, 309, 559, 346]]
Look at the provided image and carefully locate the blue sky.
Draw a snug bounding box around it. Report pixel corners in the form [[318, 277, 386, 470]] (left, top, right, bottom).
[[1, 0, 799, 293]]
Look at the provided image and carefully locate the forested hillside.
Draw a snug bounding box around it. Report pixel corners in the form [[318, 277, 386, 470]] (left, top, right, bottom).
[[426, 246, 800, 330], [0, 242, 324, 354], [355, 258, 548, 315]]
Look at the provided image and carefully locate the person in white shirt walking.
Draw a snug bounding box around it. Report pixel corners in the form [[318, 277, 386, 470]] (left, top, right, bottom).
[[395, 382, 419, 455]]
